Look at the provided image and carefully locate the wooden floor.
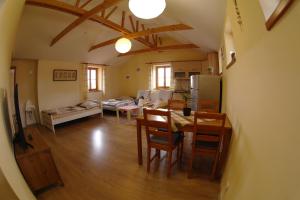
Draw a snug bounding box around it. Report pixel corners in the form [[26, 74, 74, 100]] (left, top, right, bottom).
[[36, 114, 219, 200]]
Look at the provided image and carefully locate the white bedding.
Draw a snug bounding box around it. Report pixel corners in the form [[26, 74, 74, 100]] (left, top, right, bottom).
[[45, 106, 86, 115], [102, 97, 134, 111], [42, 104, 103, 133]]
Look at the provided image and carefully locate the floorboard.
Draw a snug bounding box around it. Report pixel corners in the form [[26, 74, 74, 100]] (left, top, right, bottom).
[[36, 114, 219, 200]]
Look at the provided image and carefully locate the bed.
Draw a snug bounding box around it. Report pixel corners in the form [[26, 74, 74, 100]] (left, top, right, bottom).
[[41, 101, 103, 134], [102, 97, 135, 111]]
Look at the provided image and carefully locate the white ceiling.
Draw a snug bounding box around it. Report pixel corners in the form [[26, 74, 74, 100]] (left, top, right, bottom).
[[13, 0, 226, 65]]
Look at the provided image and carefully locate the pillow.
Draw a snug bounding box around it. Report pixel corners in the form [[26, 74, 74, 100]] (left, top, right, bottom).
[[137, 90, 150, 100], [153, 100, 168, 109], [159, 90, 173, 102], [79, 101, 99, 109], [150, 90, 160, 103]]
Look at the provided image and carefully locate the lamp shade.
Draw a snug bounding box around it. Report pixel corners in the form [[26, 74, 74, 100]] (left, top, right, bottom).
[[115, 38, 132, 53], [129, 0, 166, 19]]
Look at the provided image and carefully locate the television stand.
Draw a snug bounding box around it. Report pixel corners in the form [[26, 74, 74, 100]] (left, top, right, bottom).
[[14, 126, 63, 193]]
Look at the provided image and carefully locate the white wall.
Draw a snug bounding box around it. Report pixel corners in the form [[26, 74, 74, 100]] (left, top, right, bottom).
[[37, 60, 84, 113], [115, 49, 207, 97], [220, 1, 300, 199], [12, 59, 39, 126], [0, 0, 36, 199]]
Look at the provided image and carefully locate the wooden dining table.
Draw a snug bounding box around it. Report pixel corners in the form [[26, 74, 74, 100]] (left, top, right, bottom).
[[136, 110, 232, 178]]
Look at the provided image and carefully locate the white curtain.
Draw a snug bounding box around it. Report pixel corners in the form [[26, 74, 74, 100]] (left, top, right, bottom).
[[170, 63, 174, 89], [149, 64, 156, 90], [81, 64, 88, 100]]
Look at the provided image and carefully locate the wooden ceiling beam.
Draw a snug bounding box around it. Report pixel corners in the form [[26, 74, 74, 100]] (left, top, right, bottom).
[[118, 44, 199, 57], [50, 0, 120, 46], [89, 24, 193, 51], [105, 6, 118, 19], [141, 24, 146, 40], [121, 10, 126, 27], [125, 24, 192, 39], [75, 0, 80, 7], [128, 15, 135, 32], [145, 59, 206, 65], [135, 20, 139, 32], [101, 9, 106, 17], [152, 34, 157, 47], [146, 28, 150, 41], [158, 37, 162, 46], [80, 0, 93, 9], [89, 38, 119, 51], [26, 0, 153, 48]]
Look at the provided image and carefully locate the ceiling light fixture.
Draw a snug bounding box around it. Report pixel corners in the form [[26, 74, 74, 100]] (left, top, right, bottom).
[[129, 0, 166, 19], [115, 38, 132, 53]]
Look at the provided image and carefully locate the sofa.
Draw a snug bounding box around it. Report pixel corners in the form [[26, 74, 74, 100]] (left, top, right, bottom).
[[137, 89, 173, 109]]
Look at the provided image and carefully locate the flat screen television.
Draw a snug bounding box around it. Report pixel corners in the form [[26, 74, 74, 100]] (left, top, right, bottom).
[[13, 84, 32, 149]]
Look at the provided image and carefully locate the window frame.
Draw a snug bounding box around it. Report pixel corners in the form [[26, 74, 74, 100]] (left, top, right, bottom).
[[155, 65, 171, 89], [87, 67, 99, 92]]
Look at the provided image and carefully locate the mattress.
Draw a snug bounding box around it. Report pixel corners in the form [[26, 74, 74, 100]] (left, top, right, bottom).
[[102, 98, 134, 111], [44, 106, 101, 119]]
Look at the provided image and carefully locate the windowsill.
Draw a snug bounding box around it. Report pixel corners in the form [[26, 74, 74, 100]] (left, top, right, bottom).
[[88, 90, 101, 93], [155, 87, 171, 90]]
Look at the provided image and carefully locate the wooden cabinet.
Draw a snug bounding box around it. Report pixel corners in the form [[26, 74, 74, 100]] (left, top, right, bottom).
[[201, 60, 210, 74], [14, 126, 63, 193], [207, 52, 219, 74], [172, 55, 219, 92]]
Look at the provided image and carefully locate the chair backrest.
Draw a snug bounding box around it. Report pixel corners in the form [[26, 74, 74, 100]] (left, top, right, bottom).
[[193, 112, 226, 145], [168, 100, 186, 111], [143, 108, 173, 146], [198, 99, 219, 113]]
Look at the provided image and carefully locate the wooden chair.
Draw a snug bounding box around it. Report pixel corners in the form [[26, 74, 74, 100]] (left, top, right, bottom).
[[143, 108, 183, 177], [168, 100, 187, 111], [198, 99, 219, 113], [188, 112, 226, 179]]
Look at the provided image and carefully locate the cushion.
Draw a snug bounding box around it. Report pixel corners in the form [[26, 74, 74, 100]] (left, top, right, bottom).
[[159, 90, 173, 101], [79, 100, 99, 109], [152, 100, 162, 108], [150, 132, 182, 145], [150, 90, 160, 103], [137, 90, 150, 100], [137, 98, 145, 107], [152, 100, 168, 109]]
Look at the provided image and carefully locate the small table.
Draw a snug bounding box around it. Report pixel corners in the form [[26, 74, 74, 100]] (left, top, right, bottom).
[[117, 105, 140, 120]]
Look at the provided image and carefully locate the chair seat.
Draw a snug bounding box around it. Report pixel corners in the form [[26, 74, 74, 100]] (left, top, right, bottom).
[[195, 141, 219, 149], [150, 132, 182, 145]]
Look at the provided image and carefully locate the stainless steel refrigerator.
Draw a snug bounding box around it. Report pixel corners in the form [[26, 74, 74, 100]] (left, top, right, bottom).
[[190, 75, 221, 111]]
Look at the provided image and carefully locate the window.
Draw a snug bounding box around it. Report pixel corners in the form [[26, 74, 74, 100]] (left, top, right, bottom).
[[87, 68, 98, 91], [156, 66, 171, 88]]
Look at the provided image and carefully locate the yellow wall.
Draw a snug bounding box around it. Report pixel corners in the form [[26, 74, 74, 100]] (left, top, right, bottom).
[[37, 60, 84, 112], [0, 0, 36, 199], [103, 66, 122, 99], [116, 49, 207, 97], [220, 1, 300, 199], [12, 59, 39, 124]]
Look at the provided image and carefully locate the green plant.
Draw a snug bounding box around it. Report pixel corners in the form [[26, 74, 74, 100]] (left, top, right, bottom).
[[181, 93, 191, 102]]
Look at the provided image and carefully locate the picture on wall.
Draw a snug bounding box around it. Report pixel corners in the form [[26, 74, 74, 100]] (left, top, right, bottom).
[[53, 69, 77, 81], [259, 0, 294, 30]]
